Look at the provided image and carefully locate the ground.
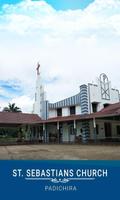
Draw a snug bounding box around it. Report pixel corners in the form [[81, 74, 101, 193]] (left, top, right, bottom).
[[0, 144, 120, 160]]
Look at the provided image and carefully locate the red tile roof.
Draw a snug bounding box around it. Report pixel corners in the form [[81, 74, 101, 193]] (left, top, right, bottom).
[[46, 114, 92, 123], [0, 102, 119, 125], [0, 112, 42, 124], [46, 102, 120, 122], [95, 102, 120, 117]]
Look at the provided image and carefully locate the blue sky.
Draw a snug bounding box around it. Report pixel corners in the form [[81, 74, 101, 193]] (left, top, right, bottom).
[[33, 0, 95, 10], [0, 0, 95, 10], [0, 80, 23, 100], [0, 0, 120, 112]]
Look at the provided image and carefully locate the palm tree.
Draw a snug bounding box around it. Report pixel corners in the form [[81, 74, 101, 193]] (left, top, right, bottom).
[[3, 103, 22, 113]]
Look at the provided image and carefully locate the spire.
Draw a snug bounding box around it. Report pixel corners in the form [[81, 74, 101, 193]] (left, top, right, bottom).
[[36, 62, 40, 75]]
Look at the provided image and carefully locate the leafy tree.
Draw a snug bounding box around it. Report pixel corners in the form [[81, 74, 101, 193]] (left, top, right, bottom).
[[3, 103, 22, 113]]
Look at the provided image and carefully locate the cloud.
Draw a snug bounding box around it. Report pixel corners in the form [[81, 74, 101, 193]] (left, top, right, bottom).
[[0, 79, 27, 112], [0, 0, 120, 112], [0, 80, 22, 99], [11, 95, 34, 113]]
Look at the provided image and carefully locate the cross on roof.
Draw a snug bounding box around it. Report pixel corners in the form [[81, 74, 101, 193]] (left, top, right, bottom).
[[36, 62, 40, 75]]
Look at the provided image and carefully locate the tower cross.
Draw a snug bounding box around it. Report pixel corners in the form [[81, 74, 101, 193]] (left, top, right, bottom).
[[36, 62, 40, 75]]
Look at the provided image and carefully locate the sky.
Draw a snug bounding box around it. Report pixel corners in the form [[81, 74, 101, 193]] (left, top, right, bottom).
[[0, 0, 120, 113], [0, 0, 95, 10]]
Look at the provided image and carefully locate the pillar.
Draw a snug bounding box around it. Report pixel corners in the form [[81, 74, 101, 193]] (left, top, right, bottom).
[[43, 123, 46, 143], [80, 85, 90, 143], [93, 118, 97, 142], [81, 121, 90, 143], [57, 121, 60, 143], [74, 120, 77, 143]]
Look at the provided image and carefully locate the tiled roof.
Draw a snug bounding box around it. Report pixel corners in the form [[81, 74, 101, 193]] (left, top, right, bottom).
[[95, 102, 120, 117], [0, 102, 119, 125], [46, 114, 92, 123], [0, 112, 42, 124], [46, 102, 120, 122]]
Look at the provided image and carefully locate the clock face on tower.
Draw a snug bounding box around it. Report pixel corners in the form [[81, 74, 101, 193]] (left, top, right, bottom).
[[100, 73, 110, 100]]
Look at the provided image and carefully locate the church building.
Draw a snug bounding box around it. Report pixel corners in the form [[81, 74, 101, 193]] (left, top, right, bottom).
[[0, 64, 120, 145], [32, 64, 120, 143]]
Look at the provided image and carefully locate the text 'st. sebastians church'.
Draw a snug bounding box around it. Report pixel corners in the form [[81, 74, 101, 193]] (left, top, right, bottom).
[[32, 63, 120, 143]]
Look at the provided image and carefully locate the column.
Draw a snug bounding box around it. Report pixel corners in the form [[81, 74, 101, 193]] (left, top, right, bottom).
[[57, 121, 60, 143], [93, 118, 97, 142], [74, 120, 77, 143], [43, 123, 46, 143], [81, 121, 90, 143]]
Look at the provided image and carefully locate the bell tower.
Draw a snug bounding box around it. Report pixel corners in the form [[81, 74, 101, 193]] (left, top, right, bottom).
[[33, 63, 46, 118]]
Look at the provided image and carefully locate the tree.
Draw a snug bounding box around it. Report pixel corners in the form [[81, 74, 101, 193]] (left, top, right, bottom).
[[3, 103, 22, 113]]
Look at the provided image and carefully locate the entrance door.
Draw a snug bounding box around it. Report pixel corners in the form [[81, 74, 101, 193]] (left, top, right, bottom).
[[104, 123, 112, 138], [69, 125, 75, 143]]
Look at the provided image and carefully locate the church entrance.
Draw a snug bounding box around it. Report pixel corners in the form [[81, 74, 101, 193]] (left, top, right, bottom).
[[104, 122, 112, 138]]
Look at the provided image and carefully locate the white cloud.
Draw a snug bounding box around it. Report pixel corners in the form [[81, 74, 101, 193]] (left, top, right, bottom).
[[10, 95, 34, 113], [0, 0, 120, 111], [0, 95, 33, 113]]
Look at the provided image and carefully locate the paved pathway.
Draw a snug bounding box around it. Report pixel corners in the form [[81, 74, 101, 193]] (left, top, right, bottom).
[[0, 144, 120, 160]]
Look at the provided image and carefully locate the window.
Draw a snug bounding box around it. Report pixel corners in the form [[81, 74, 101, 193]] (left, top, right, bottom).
[[70, 125, 74, 135], [57, 108, 62, 116], [33, 127, 36, 136], [104, 122, 112, 137], [80, 128, 83, 134], [104, 103, 110, 108], [116, 126, 120, 136], [96, 124, 99, 135], [92, 103, 98, 113], [70, 106, 75, 115]]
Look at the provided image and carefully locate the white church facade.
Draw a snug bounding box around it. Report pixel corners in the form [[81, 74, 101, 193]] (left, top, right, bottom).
[[32, 64, 120, 143]]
